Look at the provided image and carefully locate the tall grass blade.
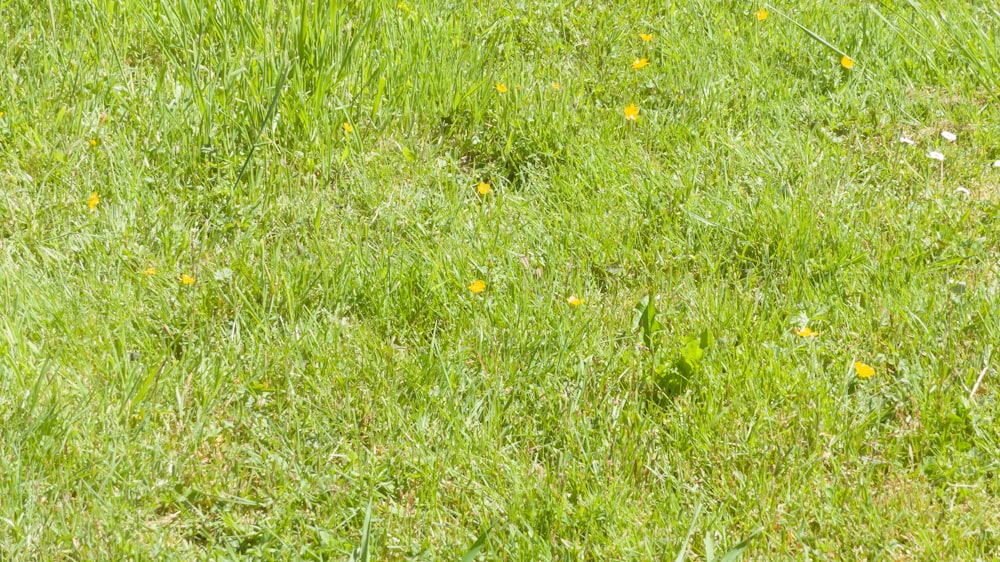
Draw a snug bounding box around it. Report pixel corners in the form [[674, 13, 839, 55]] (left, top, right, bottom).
[[768, 5, 847, 57], [233, 63, 290, 187], [674, 503, 702, 562], [460, 523, 495, 562], [718, 528, 762, 562], [349, 500, 374, 562]]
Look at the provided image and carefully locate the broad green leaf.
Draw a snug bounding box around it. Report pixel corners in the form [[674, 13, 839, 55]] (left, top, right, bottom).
[[699, 329, 714, 350]]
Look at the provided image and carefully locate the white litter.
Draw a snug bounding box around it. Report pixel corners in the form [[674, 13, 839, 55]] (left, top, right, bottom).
[[942, 131, 957, 142]]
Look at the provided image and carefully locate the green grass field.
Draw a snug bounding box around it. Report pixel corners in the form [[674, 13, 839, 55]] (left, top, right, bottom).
[[3, 0, 1000, 558]]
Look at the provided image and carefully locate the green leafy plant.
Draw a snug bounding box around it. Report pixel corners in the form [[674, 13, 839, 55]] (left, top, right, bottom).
[[632, 294, 664, 353], [633, 295, 714, 399], [675, 329, 714, 380]]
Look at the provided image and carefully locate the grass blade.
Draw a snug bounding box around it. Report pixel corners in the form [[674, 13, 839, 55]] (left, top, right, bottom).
[[460, 523, 495, 562], [718, 528, 763, 562], [349, 500, 374, 562], [233, 63, 290, 187], [674, 503, 702, 562], [768, 5, 847, 57]]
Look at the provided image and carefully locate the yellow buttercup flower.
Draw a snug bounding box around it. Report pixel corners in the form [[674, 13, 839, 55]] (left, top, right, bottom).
[[624, 104, 639, 121], [755, 9, 768, 21], [639, 33, 653, 42], [0, 111, 5, 118], [181, 274, 196, 285], [551, 82, 561, 90], [841, 55, 855, 70], [89, 138, 100, 147], [794, 327, 818, 338], [855, 362, 875, 379], [476, 182, 492, 195], [144, 267, 157, 276], [468, 279, 486, 294], [566, 295, 583, 307], [631, 58, 649, 70], [343, 121, 353, 133], [495, 83, 508, 93], [87, 192, 100, 211]]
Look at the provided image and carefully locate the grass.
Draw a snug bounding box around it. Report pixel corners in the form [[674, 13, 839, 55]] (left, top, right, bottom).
[[2, 0, 1000, 558]]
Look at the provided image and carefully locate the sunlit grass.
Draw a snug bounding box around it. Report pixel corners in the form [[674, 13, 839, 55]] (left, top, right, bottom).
[[2, 0, 1000, 558]]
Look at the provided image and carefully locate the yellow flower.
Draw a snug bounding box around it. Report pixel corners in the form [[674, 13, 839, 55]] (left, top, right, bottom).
[[89, 138, 100, 147], [566, 295, 583, 307], [841, 55, 855, 70], [755, 9, 768, 21], [181, 274, 196, 285], [343, 121, 353, 133], [855, 362, 875, 379], [468, 279, 486, 294], [87, 192, 100, 211], [476, 182, 492, 195], [396, 1, 407, 9], [495, 83, 508, 93], [624, 104, 639, 121], [0, 111, 5, 118], [631, 58, 649, 70], [640, 33, 653, 42], [144, 267, 157, 276], [551, 82, 561, 90], [794, 327, 818, 338]]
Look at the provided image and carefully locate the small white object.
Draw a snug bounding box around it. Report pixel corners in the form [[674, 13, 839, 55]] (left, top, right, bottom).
[[899, 136, 915, 145], [970, 365, 989, 401], [928, 151, 945, 161], [950, 280, 967, 295], [213, 268, 233, 281], [992, 160, 1000, 168], [942, 131, 957, 142], [955, 187, 970, 196]]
